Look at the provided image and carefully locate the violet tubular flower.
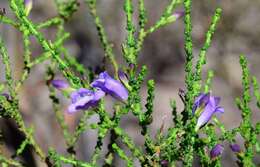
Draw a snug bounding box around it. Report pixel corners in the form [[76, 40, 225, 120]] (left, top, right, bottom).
[[91, 71, 128, 101], [192, 93, 224, 131], [210, 144, 224, 159], [68, 88, 105, 113]]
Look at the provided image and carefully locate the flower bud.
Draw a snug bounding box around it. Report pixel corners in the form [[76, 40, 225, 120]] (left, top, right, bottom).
[[118, 70, 132, 91], [230, 143, 241, 153], [210, 144, 224, 159], [51, 80, 69, 90], [24, 0, 33, 16], [172, 11, 185, 20], [165, 11, 184, 23]]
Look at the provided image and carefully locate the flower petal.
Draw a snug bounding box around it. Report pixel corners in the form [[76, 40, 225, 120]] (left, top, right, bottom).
[[195, 99, 216, 130], [68, 94, 94, 113], [193, 93, 224, 130], [214, 96, 221, 106], [91, 71, 128, 101], [104, 78, 128, 100], [74, 95, 94, 108], [215, 107, 224, 114], [93, 88, 105, 101], [192, 93, 209, 113], [91, 78, 105, 88], [68, 88, 105, 113], [70, 88, 92, 103], [67, 103, 78, 113]]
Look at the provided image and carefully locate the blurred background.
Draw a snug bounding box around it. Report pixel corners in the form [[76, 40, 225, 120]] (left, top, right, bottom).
[[0, 0, 260, 166]]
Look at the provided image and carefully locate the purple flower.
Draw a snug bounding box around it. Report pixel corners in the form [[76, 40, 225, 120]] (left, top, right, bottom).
[[91, 71, 128, 101], [230, 143, 241, 153], [24, 0, 33, 16], [210, 144, 224, 159], [68, 88, 105, 113], [51, 79, 69, 90], [193, 93, 224, 130]]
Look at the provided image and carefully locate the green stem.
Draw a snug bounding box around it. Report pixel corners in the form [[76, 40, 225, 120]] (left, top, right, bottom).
[[84, 0, 118, 75]]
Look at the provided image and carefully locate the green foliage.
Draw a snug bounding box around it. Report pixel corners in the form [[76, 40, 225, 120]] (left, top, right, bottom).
[[85, 0, 118, 75], [0, 0, 259, 166]]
